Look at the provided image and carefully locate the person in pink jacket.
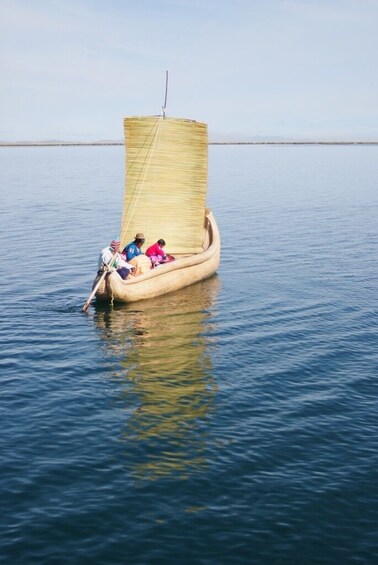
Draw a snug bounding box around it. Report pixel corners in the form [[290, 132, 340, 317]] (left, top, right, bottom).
[[146, 239, 167, 266]]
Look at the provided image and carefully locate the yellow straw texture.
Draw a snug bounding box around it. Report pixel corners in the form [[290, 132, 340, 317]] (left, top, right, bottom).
[[120, 116, 208, 255]]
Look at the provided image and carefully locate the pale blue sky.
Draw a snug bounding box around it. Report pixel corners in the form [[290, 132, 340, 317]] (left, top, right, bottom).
[[1, 0, 377, 141]]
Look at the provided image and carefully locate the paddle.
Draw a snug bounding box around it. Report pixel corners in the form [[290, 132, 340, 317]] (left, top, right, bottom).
[[82, 250, 117, 312]]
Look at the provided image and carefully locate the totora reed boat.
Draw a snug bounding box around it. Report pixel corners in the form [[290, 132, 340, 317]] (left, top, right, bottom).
[[83, 113, 220, 310]]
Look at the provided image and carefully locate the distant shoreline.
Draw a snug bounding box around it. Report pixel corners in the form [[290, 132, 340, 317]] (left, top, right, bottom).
[[1, 141, 377, 147]]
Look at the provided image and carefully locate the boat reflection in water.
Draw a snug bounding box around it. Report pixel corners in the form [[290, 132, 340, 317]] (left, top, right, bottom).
[[94, 275, 220, 480]]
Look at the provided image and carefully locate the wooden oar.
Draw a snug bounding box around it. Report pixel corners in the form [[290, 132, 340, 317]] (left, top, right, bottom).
[[82, 250, 117, 312]]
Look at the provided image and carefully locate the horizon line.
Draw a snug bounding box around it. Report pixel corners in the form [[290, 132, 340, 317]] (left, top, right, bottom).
[[1, 140, 378, 147]]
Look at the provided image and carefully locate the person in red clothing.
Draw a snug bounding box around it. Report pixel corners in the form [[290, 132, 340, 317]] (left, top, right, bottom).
[[146, 239, 168, 266]]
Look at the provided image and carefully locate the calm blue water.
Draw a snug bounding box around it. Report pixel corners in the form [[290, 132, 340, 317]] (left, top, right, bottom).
[[1, 144, 377, 564]]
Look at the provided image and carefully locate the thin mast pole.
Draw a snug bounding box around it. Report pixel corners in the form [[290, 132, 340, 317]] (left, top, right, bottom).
[[162, 70, 168, 118]]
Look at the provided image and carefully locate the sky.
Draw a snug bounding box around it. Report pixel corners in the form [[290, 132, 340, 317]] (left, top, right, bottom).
[[1, 0, 377, 141]]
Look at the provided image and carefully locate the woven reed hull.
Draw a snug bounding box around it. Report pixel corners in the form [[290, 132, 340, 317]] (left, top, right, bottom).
[[94, 209, 220, 304]]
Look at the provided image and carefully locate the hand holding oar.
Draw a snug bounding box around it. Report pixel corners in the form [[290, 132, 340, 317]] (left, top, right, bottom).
[[82, 248, 117, 313]]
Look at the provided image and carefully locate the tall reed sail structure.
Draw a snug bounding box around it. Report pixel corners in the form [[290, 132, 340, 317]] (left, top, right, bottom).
[[120, 116, 208, 255]]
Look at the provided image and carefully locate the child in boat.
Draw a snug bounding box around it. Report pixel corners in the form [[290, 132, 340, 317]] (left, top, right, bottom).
[[123, 233, 145, 262], [146, 239, 167, 266], [146, 239, 175, 267], [99, 238, 135, 280]]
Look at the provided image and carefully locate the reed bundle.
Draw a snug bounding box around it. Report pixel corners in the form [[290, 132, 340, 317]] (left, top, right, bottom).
[[120, 116, 208, 255]]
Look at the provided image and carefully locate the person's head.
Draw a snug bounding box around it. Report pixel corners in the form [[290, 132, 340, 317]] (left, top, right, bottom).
[[110, 239, 121, 251], [157, 239, 166, 247], [134, 232, 145, 247]]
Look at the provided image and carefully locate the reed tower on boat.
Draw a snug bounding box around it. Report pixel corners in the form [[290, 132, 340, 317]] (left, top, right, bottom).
[[120, 116, 208, 255]]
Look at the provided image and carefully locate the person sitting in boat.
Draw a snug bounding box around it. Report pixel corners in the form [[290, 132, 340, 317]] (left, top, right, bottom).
[[146, 239, 166, 265], [123, 233, 145, 262], [99, 238, 135, 280], [146, 239, 175, 266]]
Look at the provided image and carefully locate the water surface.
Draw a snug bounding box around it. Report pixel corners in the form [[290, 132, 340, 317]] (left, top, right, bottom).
[[1, 145, 377, 564]]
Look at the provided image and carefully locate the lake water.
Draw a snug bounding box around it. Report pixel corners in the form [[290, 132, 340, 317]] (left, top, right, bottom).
[[1, 144, 377, 564]]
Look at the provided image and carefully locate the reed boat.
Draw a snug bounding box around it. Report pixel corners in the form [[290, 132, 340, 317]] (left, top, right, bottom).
[[94, 208, 220, 303], [84, 112, 220, 309]]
